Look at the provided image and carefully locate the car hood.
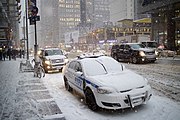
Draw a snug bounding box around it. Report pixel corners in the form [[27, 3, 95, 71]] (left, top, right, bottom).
[[88, 70, 147, 92], [45, 55, 66, 60], [139, 48, 154, 52]]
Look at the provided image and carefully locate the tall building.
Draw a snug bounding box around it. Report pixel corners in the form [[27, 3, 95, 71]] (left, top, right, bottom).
[[59, 0, 110, 40], [38, 0, 59, 48], [137, 0, 180, 50], [0, 0, 21, 49], [110, 0, 134, 24], [38, 0, 110, 47], [59, 0, 80, 41], [86, 0, 110, 29]]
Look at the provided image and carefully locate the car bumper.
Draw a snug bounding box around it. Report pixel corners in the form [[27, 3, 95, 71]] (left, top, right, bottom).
[[94, 85, 152, 110], [44, 63, 66, 71], [139, 55, 157, 62]]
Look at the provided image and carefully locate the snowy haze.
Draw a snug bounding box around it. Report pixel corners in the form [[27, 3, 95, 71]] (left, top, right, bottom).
[[0, 58, 180, 120]]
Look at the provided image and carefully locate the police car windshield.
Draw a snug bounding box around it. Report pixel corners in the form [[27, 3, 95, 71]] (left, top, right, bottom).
[[45, 49, 63, 56], [82, 57, 123, 76]]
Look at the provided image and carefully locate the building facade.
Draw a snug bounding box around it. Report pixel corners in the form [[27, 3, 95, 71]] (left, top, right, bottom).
[[39, 0, 110, 48], [137, 0, 180, 50], [38, 0, 59, 48], [0, 0, 21, 49], [110, 0, 134, 24], [58, 0, 80, 42]]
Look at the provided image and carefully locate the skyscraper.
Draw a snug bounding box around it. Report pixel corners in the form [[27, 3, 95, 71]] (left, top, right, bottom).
[[39, 0, 110, 47], [39, 0, 59, 47], [110, 0, 134, 24]]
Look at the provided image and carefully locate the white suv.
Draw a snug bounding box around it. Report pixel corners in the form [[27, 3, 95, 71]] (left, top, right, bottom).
[[39, 48, 68, 73]]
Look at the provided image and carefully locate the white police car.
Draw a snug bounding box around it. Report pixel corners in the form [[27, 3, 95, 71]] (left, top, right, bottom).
[[63, 54, 152, 111]]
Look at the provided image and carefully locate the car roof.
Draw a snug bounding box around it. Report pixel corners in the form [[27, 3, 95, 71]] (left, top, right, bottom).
[[112, 43, 142, 46], [43, 48, 61, 50], [123, 43, 141, 45], [76, 53, 105, 59]]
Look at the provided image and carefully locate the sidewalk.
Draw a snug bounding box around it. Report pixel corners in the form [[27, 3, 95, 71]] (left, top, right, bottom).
[[0, 58, 65, 120]]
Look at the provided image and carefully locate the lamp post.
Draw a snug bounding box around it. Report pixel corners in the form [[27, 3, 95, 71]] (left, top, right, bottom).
[[25, 0, 29, 60]]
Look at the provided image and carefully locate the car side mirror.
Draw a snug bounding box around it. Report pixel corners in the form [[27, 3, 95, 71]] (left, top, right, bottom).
[[121, 64, 125, 71]]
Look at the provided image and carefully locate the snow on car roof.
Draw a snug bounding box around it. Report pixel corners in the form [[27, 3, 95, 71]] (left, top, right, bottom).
[[79, 56, 124, 76], [77, 52, 105, 59]]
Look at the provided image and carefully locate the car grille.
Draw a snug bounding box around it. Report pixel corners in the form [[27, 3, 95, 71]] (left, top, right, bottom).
[[145, 51, 155, 55], [51, 59, 64, 64], [120, 86, 144, 93], [124, 92, 147, 105]]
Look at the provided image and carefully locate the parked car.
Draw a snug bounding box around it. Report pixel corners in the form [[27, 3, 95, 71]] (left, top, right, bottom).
[[38, 47, 69, 73], [157, 46, 176, 58], [63, 55, 152, 111], [111, 43, 157, 63], [141, 41, 158, 49]]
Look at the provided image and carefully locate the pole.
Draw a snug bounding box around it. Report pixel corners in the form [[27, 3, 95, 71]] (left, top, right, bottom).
[[34, 20, 38, 61], [25, 0, 29, 60], [34, 0, 38, 62], [23, 16, 26, 53]]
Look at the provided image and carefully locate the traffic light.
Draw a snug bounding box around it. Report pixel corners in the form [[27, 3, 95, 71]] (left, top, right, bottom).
[[17, 4, 21, 10], [17, 3, 21, 23], [16, 0, 20, 3]]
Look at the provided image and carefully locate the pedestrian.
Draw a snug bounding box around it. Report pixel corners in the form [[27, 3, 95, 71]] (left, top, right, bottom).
[[2, 49, 6, 61], [22, 50, 25, 58], [7, 48, 12, 60], [19, 49, 22, 58], [0, 48, 2, 60], [12, 49, 16, 60]]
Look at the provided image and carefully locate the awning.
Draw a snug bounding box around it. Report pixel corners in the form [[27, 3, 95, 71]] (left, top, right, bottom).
[[133, 18, 151, 23]]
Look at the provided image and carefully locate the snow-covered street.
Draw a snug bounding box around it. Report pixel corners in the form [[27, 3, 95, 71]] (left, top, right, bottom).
[[0, 58, 180, 120]]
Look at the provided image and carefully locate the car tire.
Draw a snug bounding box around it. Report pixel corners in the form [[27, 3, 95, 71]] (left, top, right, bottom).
[[151, 60, 156, 63], [43, 66, 48, 73], [114, 55, 119, 62], [131, 57, 137, 64], [64, 77, 73, 92], [85, 88, 99, 111]]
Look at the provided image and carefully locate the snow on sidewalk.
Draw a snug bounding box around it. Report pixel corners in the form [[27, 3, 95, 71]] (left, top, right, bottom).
[[0, 59, 65, 120]]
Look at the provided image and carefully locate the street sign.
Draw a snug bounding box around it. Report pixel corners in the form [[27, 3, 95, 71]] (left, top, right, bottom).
[[29, 15, 40, 25]]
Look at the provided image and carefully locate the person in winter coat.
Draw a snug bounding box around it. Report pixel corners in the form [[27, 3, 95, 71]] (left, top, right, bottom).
[[7, 48, 12, 60], [2, 49, 6, 61]]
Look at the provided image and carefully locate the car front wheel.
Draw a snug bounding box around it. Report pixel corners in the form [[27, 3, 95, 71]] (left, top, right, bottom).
[[85, 88, 99, 111], [64, 77, 72, 92], [113, 55, 119, 62], [130, 57, 137, 64]]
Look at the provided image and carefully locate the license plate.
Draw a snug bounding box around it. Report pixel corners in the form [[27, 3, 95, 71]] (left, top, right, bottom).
[[133, 98, 142, 103], [56, 66, 62, 69]]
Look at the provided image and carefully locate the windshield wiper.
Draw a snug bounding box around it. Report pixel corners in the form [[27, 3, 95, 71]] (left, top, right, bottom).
[[95, 60, 107, 74]]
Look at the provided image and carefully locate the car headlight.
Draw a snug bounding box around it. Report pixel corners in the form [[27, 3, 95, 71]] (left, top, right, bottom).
[[45, 60, 51, 65], [64, 58, 69, 63], [97, 87, 116, 94], [155, 50, 158, 55], [144, 78, 150, 86], [139, 51, 146, 56]]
